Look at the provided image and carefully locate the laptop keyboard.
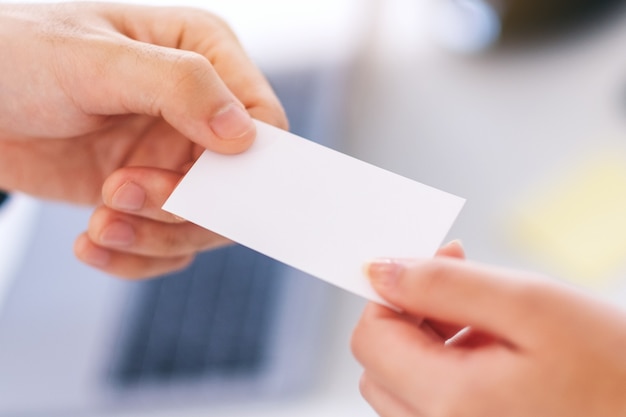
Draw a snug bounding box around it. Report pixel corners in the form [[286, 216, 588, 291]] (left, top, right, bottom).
[[113, 244, 282, 385]]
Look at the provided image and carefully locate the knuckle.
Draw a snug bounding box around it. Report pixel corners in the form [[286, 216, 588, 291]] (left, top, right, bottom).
[[161, 228, 186, 253], [169, 51, 211, 87], [160, 225, 210, 257]]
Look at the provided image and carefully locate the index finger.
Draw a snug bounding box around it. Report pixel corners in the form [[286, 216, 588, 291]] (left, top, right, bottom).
[[366, 257, 567, 346], [111, 5, 288, 129]]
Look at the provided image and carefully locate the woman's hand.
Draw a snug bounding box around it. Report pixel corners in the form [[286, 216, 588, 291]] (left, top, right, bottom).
[[352, 243, 626, 417], [0, 3, 287, 277]]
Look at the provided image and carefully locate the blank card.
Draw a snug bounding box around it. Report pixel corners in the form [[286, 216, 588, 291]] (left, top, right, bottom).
[[163, 120, 465, 306]]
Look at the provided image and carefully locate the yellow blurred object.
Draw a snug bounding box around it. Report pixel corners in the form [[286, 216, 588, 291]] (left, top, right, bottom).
[[510, 151, 626, 287]]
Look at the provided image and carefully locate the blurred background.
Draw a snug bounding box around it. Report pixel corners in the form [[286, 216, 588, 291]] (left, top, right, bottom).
[[2, 0, 626, 416], [346, 0, 626, 299]]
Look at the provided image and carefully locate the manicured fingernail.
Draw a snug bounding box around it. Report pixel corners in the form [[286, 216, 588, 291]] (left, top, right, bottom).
[[100, 221, 135, 247], [209, 103, 254, 140], [448, 239, 465, 251], [438, 239, 465, 259], [111, 182, 145, 211], [445, 239, 463, 248], [365, 259, 405, 288]]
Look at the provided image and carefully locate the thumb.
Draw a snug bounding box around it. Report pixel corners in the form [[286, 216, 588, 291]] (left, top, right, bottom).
[[67, 4, 292, 154], [77, 40, 255, 154]]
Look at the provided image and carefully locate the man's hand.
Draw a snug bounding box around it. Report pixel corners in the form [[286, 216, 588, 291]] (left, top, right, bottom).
[[0, 3, 287, 277]]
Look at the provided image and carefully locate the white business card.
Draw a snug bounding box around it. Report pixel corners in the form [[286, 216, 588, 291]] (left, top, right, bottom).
[[163, 120, 465, 306]]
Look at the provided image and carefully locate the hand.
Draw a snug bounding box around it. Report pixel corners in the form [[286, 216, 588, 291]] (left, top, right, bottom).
[[0, 3, 287, 277], [351, 242, 626, 417]]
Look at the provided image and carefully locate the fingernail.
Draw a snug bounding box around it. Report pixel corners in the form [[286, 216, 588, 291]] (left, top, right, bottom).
[[111, 182, 145, 212], [100, 221, 135, 247], [209, 103, 254, 140], [365, 258, 406, 288], [447, 239, 463, 248], [442, 239, 464, 252]]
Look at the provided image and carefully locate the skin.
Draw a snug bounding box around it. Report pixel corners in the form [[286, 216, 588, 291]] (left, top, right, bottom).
[[0, 2, 287, 278], [352, 241, 626, 417]]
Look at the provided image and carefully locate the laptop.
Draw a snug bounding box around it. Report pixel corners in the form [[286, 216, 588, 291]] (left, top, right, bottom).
[[0, 67, 351, 417]]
